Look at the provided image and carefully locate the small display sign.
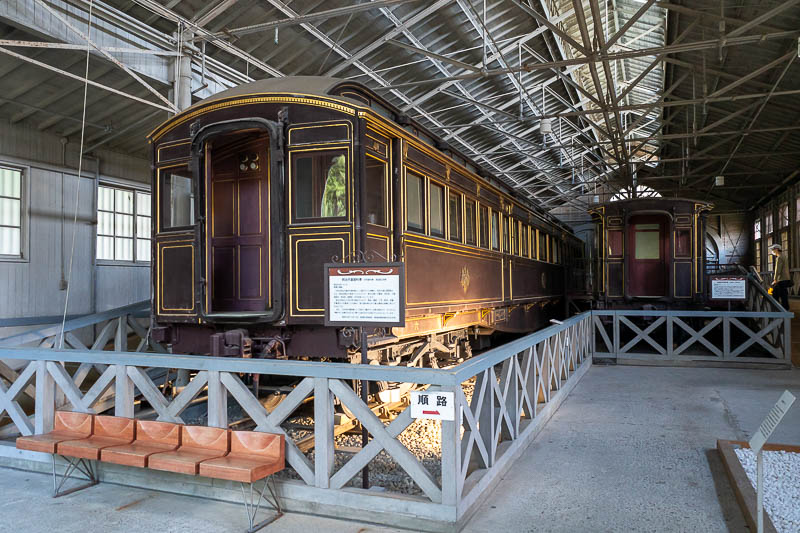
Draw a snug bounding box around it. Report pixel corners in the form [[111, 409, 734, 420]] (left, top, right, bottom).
[[410, 391, 455, 421], [324, 262, 405, 327], [710, 276, 747, 300], [749, 390, 796, 454]]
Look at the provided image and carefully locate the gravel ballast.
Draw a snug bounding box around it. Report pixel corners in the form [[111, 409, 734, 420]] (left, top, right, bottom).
[[734, 448, 800, 533]]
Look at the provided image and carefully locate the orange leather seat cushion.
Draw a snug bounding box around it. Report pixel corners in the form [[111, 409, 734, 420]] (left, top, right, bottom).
[[16, 411, 93, 454], [101, 420, 180, 468], [199, 431, 284, 483], [199, 453, 284, 483], [148, 425, 229, 475], [148, 447, 227, 475], [58, 415, 135, 460]]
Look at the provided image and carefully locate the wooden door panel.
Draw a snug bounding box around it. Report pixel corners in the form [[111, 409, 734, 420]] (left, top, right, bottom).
[[628, 215, 667, 297], [238, 245, 263, 299], [211, 180, 235, 237], [207, 133, 270, 313]]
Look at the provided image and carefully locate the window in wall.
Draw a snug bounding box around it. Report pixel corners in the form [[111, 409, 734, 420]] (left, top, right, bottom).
[[780, 202, 789, 228], [765, 212, 773, 236], [365, 156, 387, 226], [448, 191, 462, 242], [796, 198, 800, 222], [538, 230, 546, 260], [430, 182, 444, 238], [406, 172, 424, 232], [97, 184, 151, 262], [293, 151, 347, 220], [521, 224, 529, 257], [490, 211, 500, 251], [479, 205, 489, 248], [465, 199, 477, 246], [755, 241, 762, 272], [502, 215, 510, 253], [782, 230, 789, 259], [0, 167, 22, 257], [754, 219, 761, 240], [160, 168, 194, 230]]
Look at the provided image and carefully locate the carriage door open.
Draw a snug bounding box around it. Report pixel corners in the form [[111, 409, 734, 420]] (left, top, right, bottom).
[[628, 214, 667, 297], [205, 131, 270, 313]]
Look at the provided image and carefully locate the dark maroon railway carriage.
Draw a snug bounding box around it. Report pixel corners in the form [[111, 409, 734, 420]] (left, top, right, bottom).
[[147, 76, 586, 364], [589, 197, 713, 308]]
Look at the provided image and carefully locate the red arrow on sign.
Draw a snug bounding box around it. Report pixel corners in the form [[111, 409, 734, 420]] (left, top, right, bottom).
[[422, 410, 440, 415]]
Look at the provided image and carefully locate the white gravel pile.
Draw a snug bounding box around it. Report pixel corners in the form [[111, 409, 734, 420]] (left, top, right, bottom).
[[735, 448, 800, 533]]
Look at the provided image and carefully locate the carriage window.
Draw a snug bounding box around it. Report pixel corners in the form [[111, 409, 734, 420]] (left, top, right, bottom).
[[293, 151, 347, 220], [491, 211, 500, 250], [521, 224, 528, 257], [465, 199, 477, 246], [533, 229, 539, 259], [539, 232, 547, 261], [430, 182, 444, 238], [160, 168, 194, 231], [502, 216, 510, 253], [406, 172, 424, 232], [449, 192, 462, 242], [634, 225, 660, 259], [365, 156, 386, 226], [479, 205, 489, 248]]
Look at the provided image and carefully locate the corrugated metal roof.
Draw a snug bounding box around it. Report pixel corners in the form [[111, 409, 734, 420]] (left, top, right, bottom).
[[1, 0, 799, 213]]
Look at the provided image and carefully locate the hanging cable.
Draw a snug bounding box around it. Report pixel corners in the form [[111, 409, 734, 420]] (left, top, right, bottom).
[[58, 0, 94, 349]]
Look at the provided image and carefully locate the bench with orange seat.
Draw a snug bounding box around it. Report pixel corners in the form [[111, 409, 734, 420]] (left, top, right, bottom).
[[16, 411, 284, 531], [101, 419, 180, 468]]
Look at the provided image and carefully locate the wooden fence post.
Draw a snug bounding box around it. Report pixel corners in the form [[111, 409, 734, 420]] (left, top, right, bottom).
[[34, 360, 55, 434]]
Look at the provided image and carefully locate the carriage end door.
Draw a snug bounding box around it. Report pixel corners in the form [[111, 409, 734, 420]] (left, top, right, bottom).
[[206, 132, 271, 313], [627, 214, 668, 297]]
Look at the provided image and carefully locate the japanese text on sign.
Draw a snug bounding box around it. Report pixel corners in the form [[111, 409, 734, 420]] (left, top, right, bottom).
[[327, 266, 402, 325], [410, 391, 455, 420], [710, 277, 747, 300]]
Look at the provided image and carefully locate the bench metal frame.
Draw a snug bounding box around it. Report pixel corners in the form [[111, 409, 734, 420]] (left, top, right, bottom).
[[51, 453, 98, 498], [240, 476, 282, 533]]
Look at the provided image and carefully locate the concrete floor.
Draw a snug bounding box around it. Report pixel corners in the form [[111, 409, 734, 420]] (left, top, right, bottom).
[[2, 364, 799, 533]]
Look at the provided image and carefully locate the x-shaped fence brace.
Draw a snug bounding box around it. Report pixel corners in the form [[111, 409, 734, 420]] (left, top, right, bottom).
[[456, 317, 589, 499], [592, 311, 789, 360]]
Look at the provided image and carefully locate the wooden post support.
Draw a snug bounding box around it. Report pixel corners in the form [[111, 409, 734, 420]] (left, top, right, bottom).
[[114, 364, 134, 418], [207, 370, 228, 428], [314, 377, 334, 488], [440, 384, 461, 505], [34, 360, 55, 435]]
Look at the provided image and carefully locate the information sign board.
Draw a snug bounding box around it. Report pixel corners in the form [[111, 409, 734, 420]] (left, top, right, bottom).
[[323, 262, 405, 327], [410, 391, 455, 421], [710, 276, 747, 300]]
